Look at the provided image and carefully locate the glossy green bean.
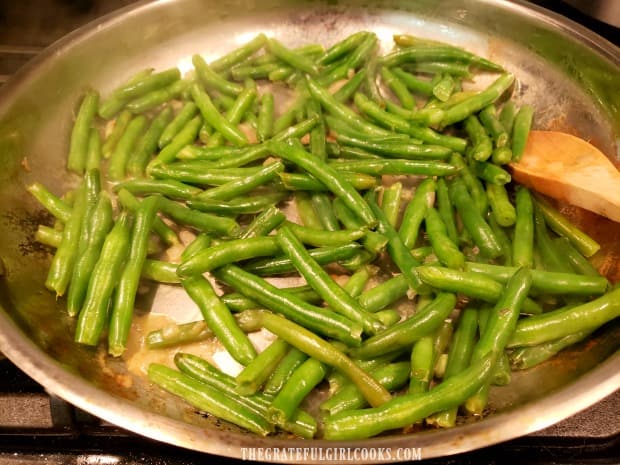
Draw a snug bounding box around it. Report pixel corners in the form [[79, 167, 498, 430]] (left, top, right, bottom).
[[209, 33, 267, 72], [177, 236, 280, 277], [214, 265, 362, 346], [108, 115, 147, 180], [115, 178, 202, 201], [268, 140, 376, 227], [533, 194, 600, 257], [27, 183, 72, 222], [85, 128, 102, 171], [108, 196, 159, 356], [464, 114, 493, 161], [450, 153, 487, 215], [509, 287, 620, 348], [408, 335, 435, 394], [425, 207, 465, 269], [449, 176, 502, 258], [381, 182, 402, 228], [127, 106, 173, 177], [148, 364, 271, 436], [381, 66, 415, 109], [158, 197, 240, 237], [67, 90, 99, 174], [236, 338, 289, 395], [241, 205, 286, 239], [266, 38, 319, 75], [554, 237, 600, 277], [512, 186, 534, 267], [329, 158, 456, 176], [158, 103, 198, 148], [435, 178, 459, 244], [188, 192, 287, 215], [509, 330, 591, 370], [511, 104, 534, 161], [102, 110, 132, 159], [257, 92, 274, 142], [486, 183, 516, 227], [193, 54, 244, 96], [125, 79, 189, 114], [147, 116, 203, 169], [141, 259, 180, 284], [534, 203, 574, 273], [262, 347, 308, 396], [268, 358, 328, 424], [149, 163, 262, 186], [75, 214, 130, 345], [399, 178, 436, 249], [333, 68, 367, 103], [358, 275, 409, 313]]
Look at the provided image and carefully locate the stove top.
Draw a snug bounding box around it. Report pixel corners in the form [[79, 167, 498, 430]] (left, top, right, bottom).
[[0, 0, 618, 463]]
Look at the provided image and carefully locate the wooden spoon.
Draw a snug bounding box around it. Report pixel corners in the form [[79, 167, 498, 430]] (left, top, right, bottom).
[[510, 130, 620, 222]]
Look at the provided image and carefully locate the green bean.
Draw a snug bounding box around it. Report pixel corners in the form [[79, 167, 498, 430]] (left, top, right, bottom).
[[488, 215, 513, 266], [512, 186, 534, 267], [147, 116, 202, 169], [263, 348, 308, 396], [148, 364, 271, 436], [125, 79, 189, 114], [465, 262, 607, 296], [554, 237, 600, 277], [115, 178, 202, 201], [149, 163, 262, 186], [363, 45, 383, 105], [222, 286, 322, 312], [279, 171, 378, 191], [533, 194, 600, 257], [158, 102, 198, 149], [399, 178, 436, 249], [67, 90, 99, 174], [464, 114, 493, 161], [266, 38, 319, 76], [277, 225, 384, 335], [108, 115, 147, 180], [127, 106, 173, 177], [439, 73, 515, 128], [75, 213, 131, 345], [329, 158, 456, 177], [319, 31, 369, 66], [491, 146, 513, 165], [173, 352, 316, 439], [108, 196, 159, 356], [486, 183, 516, 227], [415, 265, 506, 303], [190, 83, 248, 146], [511, 104, 534, 161], [147, 321, 214, 349], [309, 193, 338, 231], [333, 68, 367, 103], [306, 77, 389, 137], [380, 66, 415, 109], [241, 205, 286, 239], [499, 100, 517, 133], [97, 68, 153, 119], [112, 68, 181, 102], [351, 292, 456, 359], [321, 361, 410, 415], [193, 54, 243, 96], [534, 203, 574, 273], [390, 67, 434, 96], [409, 335, 436, 397], [35, 225, 62, 248], [509, 330, 592, 370], [209, 33, 267, 72], [45, 183, 88, 296], [182, 274, 256, 365], [236, 338, 289, 395], [509, 287, 620, 347], [323, 352, 495, 440], [208, 85, 258, 147], [381, 182, 402, 228], [27, 183, 72, 222], [231, 62, 280, 80], [268, 140, 376, 227], [256, 92, 274, 142], [357, 274, 409, 314], [465, 268, 532, 414], [176, 143, 267, 163], [141, 259, 180, 284], [188, 192, 287, 215], [435, 178, 459, 244], [479, 104, 509, 148], [178, 236, 280, 277], [195, 161, 284, 201], [425, 207, 465, 269], [85, 128, 102, 171], [102, 110, 132, 159], [116, 188, 179, 246], [240, 309, 391, 407], [408, 124, 467, 152], [293, 191, 322, 229], [472, 161, 511, 186], [427, 307, 478, 427], [179, 234, 211, 263], [335, 134, 451, 160], [366, 192, 430, 294], [214, 265, 362, 346], [281, 222, 365, 248], [268, 358, 328, 424], [391, 36, 503, 70], [449, 176, 502, 258], [158, 197, 240, 237], [66, 193, 114, 317]]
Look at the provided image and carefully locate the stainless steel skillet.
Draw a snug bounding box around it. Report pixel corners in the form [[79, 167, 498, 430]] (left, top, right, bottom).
[[0, 0, 618, 461]]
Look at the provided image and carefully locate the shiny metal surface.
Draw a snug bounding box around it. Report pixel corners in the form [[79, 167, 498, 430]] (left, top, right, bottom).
[[0, 0, 619, 461], [563, 0, 620, 28]]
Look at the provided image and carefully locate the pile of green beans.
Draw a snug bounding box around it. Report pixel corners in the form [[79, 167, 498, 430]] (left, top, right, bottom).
[[27, 30, 617, 441]]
